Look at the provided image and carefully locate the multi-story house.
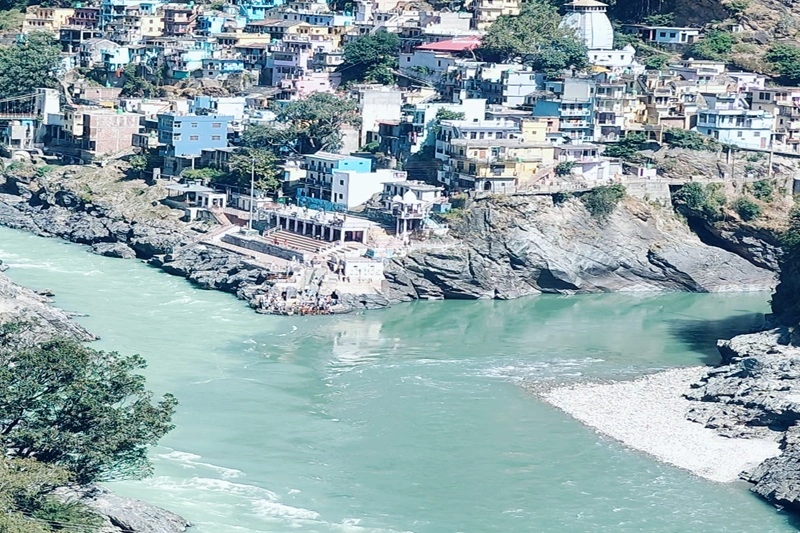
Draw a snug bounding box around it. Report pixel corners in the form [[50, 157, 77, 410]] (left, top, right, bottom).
[[237, 0, 286, 22], [201, 58, 246, 79], [81, 110, 141, 157], [163, 4, 199, 36], [750, 87, 800, 151], [472, 0, 519, 31], [435, 119, 554, 193], [59, 26, 103, 53], [23, 6, 75, 34], [300, 151, 372, 201], [157, 113, 233, 175], [68, 7, 100, 28], [556, 144, 620, 184], [696, 95, 772, 150], [532, 78, 597, 143]]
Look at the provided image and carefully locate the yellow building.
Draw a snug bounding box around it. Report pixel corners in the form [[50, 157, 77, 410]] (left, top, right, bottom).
[[141, 15, 164, 37], [472, 0, 519, 30], [22, 6, 75, 34]]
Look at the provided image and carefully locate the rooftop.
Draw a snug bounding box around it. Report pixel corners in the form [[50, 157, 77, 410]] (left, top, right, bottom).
[[385, 180, 442, 191], [416, 36, 482, 52]]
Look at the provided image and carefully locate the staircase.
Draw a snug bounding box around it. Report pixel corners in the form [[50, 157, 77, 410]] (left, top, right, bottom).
[[268, 229, 336, 255]]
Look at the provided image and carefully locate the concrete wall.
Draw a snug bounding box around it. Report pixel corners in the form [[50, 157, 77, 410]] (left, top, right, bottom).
[[222, 233, 304, 262]]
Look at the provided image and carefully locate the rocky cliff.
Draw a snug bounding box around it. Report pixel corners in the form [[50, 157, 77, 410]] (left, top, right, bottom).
[[383, 194, 776, 302]]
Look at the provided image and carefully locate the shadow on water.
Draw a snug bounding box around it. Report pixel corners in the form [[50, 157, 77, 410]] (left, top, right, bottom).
[[667, 312, 768, 364]]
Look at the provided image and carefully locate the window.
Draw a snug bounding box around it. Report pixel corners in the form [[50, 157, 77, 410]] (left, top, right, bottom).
[[211, 135, 221, 140], [339, 179, 344, 185], [669, 32, 676, 38], [479, 132, 485, 139], [754, 132, 761, 137], [212, 122, 221, 128], [406, 56, 410, 62], [659, 32, 666, 37], [189, 135, 199, 141], [737, 131, 743, 138], [191, 122, 198, 128], [470, 132, 476, 139], [173, 133, 181, 140]]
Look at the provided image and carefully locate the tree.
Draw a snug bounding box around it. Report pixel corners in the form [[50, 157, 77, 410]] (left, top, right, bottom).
[[0, 32, 61, 98], [228, 147, 280, 192], [644, 54, 669, 70], [765, 44, 800, 85], [129, 154, 149, 179], [555, 161, 575, 176], [0, 327, 177, 485], [685, 30, 733, 61], [121, 63, 157, 98], [580, 184, 626, 219], [181, 167, 226, 184], [435, 108, 465, 121], [478, 0, 588, 74], [243, 93, 361, 155], [643, 13, 675, 25], [733, 196, 761, 221], [339, 31, 400, 85], [663, 128, 718, 151], [672, 182, 727, 221], [602, 132, 647, 160], [751, 179, 774, 202]]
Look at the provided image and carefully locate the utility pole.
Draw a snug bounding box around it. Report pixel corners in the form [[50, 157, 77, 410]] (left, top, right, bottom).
[[248, 153, 255, 231]]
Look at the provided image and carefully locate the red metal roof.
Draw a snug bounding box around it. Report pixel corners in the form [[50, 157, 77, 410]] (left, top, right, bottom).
[[416, 37, 482, 52]]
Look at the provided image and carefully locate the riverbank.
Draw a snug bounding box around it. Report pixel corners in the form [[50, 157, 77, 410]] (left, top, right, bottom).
[[540, 367, 782, 483], [0, 269, 190, 533], [0, 164, 782, 317]]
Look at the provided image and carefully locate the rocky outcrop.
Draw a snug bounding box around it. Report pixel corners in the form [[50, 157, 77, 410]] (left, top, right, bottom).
[[0, 270, 94, 343], [383, 195, 776, 302], [56, 486, 189, 533], [686, 329, 800, 510]]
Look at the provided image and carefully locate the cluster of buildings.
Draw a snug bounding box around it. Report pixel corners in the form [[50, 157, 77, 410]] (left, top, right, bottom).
[[6, 0, 799, 243]]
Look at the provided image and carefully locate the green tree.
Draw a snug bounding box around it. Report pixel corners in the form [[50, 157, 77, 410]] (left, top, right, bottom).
[[181, 167, 226, 184], [733, 196, 761, 221], [243, 93, 361, 155], [479, 0, 588, 74], [580, 184, 626, 219], [672, 182, 727, 221], [663, 128, 718, 151], [129, 154, 149, 179], [0, 329, 177, 485], [602, 132, 647, 160], [339, 31, 400, 84], [228, 147, 280, 192], [751, 179, 775, 202], [644, 54, 669, 70], [555, 161, 575, 176], [643, 13, 675, 25], [435, 108, 465, 121], [121, 63, 157, 98], [765, 44, 800, 85], [0, 32, 61, 98], [685, 30, 733, 61]]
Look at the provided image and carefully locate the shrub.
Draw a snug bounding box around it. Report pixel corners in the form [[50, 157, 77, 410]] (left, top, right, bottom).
[[686, 30, 733, 61], [580, 184, 626, 219], [603, 132, 647, 160], [751, 179, 775, 201], [663, 128, 719, 151], [765, 44, 800, 85], [552, 191, 573, 205], [733, 196, 761, 221], [555, 161, 575, 176], [725, 0, 749, 17], [673, 182, 727, 221]]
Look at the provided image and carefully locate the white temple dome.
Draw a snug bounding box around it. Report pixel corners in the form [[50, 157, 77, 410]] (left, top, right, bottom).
[[560, 0, 614, 51]]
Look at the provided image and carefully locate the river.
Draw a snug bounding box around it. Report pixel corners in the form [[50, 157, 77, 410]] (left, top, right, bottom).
[[0, 226, 797, 533]]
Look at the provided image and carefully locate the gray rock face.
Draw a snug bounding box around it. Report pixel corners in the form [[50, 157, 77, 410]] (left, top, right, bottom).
[[91, 242, 137, 259], [687, 329, 800, 511], [384, 196, 776, 301], [56, 486, 189, 533], [0, 271, 94, 343]]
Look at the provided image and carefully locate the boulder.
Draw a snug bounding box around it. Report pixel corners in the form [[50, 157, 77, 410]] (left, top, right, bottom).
[[91, 242, 137, 259]]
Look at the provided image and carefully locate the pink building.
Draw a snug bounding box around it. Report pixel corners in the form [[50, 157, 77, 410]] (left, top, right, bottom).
[[277, 71, 340, 100]]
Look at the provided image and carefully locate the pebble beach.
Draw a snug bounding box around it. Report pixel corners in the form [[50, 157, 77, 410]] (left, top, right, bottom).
[[541, 367, 782, 483]]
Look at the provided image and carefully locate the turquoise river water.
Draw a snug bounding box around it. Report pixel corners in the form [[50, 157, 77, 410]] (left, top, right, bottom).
[[0, 225, 798, 532]]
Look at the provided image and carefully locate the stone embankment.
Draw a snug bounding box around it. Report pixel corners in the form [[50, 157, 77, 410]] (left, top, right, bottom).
[[0, 270, 189, 533], [0, 167, 781, 315]]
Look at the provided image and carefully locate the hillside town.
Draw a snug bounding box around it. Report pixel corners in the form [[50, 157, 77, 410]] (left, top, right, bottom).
[[0, 0, 796, 312]]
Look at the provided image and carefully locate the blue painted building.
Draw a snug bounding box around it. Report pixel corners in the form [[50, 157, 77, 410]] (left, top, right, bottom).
[[202, 58, 245, 79], [301, 151, 371, 201], [157, 113, 233, 175], [236, 0, 285, 22]]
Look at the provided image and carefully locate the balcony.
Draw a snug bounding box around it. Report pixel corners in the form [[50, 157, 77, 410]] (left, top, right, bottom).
[[561, 108, 590, 117]]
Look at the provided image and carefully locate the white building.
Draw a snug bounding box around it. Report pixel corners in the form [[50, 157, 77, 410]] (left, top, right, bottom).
[[556, 144, 620, 184], [561, 0, 613, 50], [331, 169, 407, 208], [696, 109, 773, 150]]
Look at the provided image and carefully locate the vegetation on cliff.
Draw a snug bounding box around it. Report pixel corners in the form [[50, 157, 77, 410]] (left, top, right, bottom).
[[0, 321, 178, 531]]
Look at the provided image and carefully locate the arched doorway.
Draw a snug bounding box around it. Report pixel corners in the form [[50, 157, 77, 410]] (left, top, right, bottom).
[[483, 181, 493, 192]]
